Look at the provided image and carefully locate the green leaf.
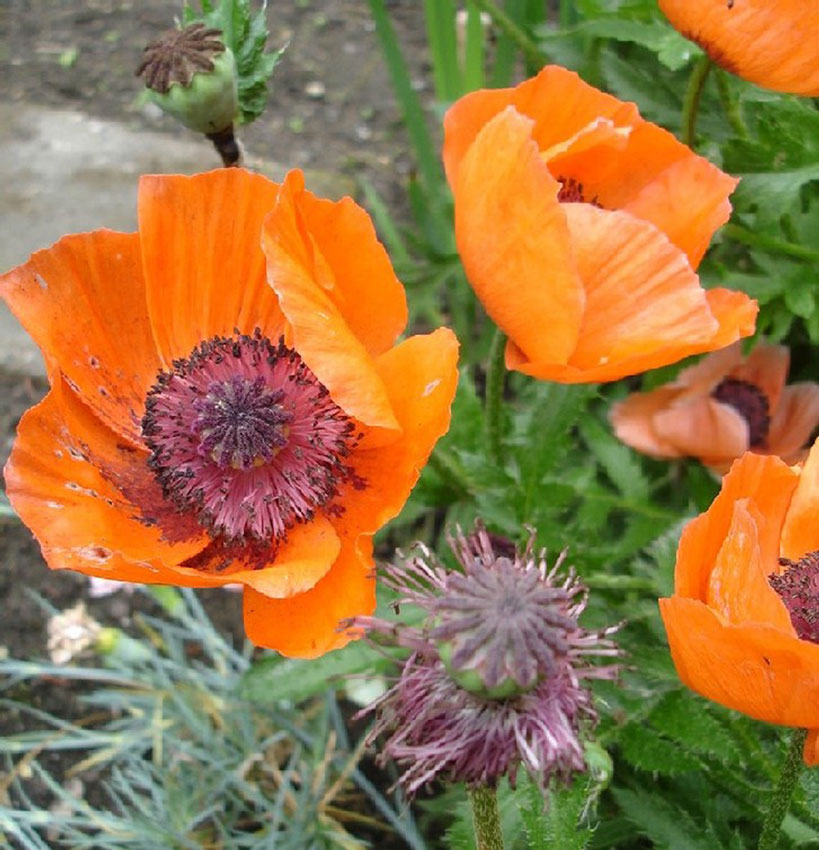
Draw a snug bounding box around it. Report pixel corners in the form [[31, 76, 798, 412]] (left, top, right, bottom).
[[617, 722, 701, 775], [579, 416, 650, 503], [239, 640, 402, 704]]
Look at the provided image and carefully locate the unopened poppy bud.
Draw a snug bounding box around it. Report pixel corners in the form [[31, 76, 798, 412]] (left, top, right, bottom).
[[136, 23, 240, 164]]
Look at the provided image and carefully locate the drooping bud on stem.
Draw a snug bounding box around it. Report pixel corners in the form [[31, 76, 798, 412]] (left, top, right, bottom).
[[136, 23, 242, 167]]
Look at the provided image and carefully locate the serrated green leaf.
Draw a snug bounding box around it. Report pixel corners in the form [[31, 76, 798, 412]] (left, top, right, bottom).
[[618, 723, 701, 775], [579, 416, 650, 503], [239, 640, 402, 704], [648, 691, 737, 760]]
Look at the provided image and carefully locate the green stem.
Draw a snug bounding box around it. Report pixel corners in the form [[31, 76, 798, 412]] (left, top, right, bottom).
[[485, 327, 507, 469], [469, 785, 505, 850], [723, 223, 819, 263], [681, 55, 712, 148], [468, 0, 547, 66], [758, 728, 808, 850], [714, 70, 749, 139], [426, 447, 475, 498]]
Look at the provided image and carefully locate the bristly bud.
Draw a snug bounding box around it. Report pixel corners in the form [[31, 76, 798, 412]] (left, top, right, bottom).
[[136, 23, 239, 141], [348, 522, 621, 795]]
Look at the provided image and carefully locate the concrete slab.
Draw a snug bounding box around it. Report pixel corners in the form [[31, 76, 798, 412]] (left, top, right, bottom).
[[0, 102, 354, 377]]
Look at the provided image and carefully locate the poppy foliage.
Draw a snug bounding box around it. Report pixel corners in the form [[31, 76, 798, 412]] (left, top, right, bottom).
[[660, 444, 819, 764], [659, 0, 819, 97], [611, 342, 819, 472], [443, 65, 757, 383], [1, 168, 459, 658]]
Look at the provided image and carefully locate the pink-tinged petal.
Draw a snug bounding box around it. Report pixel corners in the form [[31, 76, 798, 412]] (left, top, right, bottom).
[[781, 441, 819, 562], [769, 384, 819, 461], [651, 397, 749, 461], [733, 343, 790, 413], [609, 387, 687, 458]]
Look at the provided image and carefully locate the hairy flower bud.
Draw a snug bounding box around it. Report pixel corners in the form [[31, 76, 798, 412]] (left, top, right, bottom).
[[348, 522, 621, 794]]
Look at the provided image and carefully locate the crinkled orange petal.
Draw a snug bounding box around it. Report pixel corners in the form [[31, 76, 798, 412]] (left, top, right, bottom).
[[138, 169, 285, 366], [333, 328, 459, 540], [4, 381, 215, 586], [262, 170, 400, 433], [780, 440, 819, 562], [804, 730, 819, 766], [675, 452, 799, 600], [540, 117, 631, 164], [769, 384, 819, 461], [733, 343, 789, 414], [566, 205, 721, 372], [660, 595, 819, 727], [243, 536, 376, 658], [651, 397, 749, 461], [452, 107, 584, 365], [191, 516, 340, 597], [443, 65, 638, 186], [706, 501, 794, 634], [271, 172, 407, 356], [0, 231, 159, 443], [659, 0, 819, 97]]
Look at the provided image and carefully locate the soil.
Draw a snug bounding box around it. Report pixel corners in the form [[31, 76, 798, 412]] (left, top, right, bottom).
[[0, 1, 431, 844]]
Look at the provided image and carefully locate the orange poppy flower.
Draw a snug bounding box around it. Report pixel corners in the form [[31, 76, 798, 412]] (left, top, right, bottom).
[[1, 168, 459, 658], [659, 0, 819, 97], [443, 65, 757, 383], [660, 444, 819, 764], [610, 342, 819, 472]]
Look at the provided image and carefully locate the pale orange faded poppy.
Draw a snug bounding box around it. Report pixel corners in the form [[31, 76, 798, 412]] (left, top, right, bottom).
[[1, 169, 459, 658], [611, 342, 819, 472], [659, 0, 819, 97], [443, 65, 757, 383], [660, 444, 819, 764]]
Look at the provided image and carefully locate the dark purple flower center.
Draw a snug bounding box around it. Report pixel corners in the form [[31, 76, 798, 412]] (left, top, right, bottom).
[[770, 552, 819, 644], [711, 377, 770, 448], [141, 331, 358, 544], [556, 176, 601, 207]]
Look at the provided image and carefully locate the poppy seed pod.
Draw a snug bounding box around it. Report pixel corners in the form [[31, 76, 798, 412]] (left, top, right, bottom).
[[137, 24, 239, 136]]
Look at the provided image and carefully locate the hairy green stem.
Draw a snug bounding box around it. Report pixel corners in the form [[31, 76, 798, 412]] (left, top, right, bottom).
[[485, 327, 507, 469], [470, 785, 505, 850], [714, 70, 749, 138], [758, 728, 808, 850], [468, 0, 547, 66], [681, 55, 712, 148]]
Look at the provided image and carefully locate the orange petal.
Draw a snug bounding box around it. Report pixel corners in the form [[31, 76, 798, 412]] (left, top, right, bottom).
[[731, 343, 789, 413], [705, 500, 794, 634], [675, 452, 799, 601], [452, 107, 584, 365], [262, 171, 400, 432], [186, 516, 340, 597], [780, 440, 819, 562], [242, 536, 376, 658], [651, 396, 749, 461], [659, 0, 819, 97], [769, 384, 819, 461], [138, 169, 285, 366], [660, 595, 819, 727], [804, 730, 819, 767], [4, 382, 215, 586], [565, 206, 717, 371], [271, 173, 408, 356], [0, 231, 159, 443], [609, 387, 688, 458], [443, 65, 638, 186], [333, 328, 459, 540]]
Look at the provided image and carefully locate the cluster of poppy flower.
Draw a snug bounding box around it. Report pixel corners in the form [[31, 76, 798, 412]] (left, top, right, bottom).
[[3, 2, 819, 793]]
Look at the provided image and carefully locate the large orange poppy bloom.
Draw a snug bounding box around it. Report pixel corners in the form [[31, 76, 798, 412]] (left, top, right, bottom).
[[443, 65, 757, 383], [659, 0, 819, 97], [1, 168, 459, 658], [611, 342, 819, 472], [660, 444, 819, 764]]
